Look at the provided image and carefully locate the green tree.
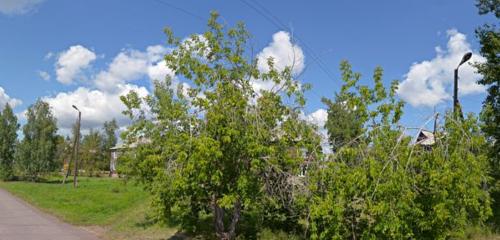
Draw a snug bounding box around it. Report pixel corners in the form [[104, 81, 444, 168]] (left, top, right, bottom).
[[476, 0, 500, 17], [54, 135, 69, 171], [80, 129, 104, 176], [475, 0, 500, 227], [0, 104, 19, 180], [308, 62, 490, 239], [322, 61, 403, 153], [102, 119, 118, 171], [55, 135, 72, 173], [17, 100, 58, 181], [121, 12, 320, 239]]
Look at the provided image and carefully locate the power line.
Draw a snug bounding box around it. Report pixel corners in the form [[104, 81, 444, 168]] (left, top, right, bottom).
[[151, 0, 328, 104], [239, 0, 339, 88], [152, 0, 206, 22]]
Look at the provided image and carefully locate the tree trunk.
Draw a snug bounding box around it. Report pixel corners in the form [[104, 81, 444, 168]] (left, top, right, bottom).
[[227, 199, 242, 240], [212, 195, 226, 239], [212, 196, 242, 240]]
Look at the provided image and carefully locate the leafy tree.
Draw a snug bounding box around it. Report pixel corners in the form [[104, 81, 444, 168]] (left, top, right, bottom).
[[55, 135, 72, 173], [16, 100, 58, 181], [476, 0, 500, 17], [121, 12, 320, 239], [308, 62, 490, 239], [80, 129, 105, 176], [54, 135, 70, 171], [475, 0, 500, 227], [321, 61, 402, 152], [102, 119, 118, 170], [0, 104, 19, 180]]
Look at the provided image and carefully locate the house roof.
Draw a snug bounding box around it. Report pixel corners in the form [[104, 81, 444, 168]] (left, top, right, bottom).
[[416, 129, 435, 146], [110, 137, 152, 150]]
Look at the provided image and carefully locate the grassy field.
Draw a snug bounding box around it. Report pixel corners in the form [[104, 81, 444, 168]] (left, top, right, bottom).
[[0, 177, 178, 240]]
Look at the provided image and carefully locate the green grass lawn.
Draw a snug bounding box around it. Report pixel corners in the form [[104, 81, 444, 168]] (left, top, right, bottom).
[[0, 177, 178, 240]]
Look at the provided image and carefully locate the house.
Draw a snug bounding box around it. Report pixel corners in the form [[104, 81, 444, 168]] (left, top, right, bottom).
[[109, 144, 126, 176], [109, 137, 151, 176], [416, 129, 435, 149]]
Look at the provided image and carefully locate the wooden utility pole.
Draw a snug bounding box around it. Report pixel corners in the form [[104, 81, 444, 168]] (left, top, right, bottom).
[[62, 132, 77, 184], [73, 108, 81, 188]]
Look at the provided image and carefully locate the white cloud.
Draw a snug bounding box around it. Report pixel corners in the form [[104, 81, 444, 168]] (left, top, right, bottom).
[[43, 84, 149, 132], [0, 86, 22, 109], [56, 45, 97, 84], [94, 50, 148, 91], [257, 31, 305, 75], [38, 70, 50, 81], [148, 60, 175, 82], [305, 108, 327, 128], [39, 44, 181, 134], [252, 31, 305, 93], [0, 0, 44, 15], [93, 45, 173, 92], [398, 29, 486, 107], [304, 108, 330, 153]]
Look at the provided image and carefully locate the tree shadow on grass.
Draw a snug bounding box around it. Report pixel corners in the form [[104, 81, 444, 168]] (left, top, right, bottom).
[[5, 175, 73, 184], [167, 231, 191, 240]]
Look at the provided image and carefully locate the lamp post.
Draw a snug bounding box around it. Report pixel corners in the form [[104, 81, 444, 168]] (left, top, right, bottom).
[[454, 52, 472, 116], [72, 105, 81, 188]]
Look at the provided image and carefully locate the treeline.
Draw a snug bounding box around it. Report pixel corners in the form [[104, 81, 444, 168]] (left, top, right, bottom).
[[118, 11, 499, 240], [0, 100, 118, 181]]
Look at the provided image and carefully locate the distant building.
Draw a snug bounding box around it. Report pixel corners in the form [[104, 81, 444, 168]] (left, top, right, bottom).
[[416, 129, 435, 149], [109, 137, 151, 176], [109, 144, 126, 176]]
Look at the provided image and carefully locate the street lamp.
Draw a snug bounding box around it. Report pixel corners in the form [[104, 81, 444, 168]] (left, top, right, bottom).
[[72, 105, 81, 188], [454, 52, 472, 116]]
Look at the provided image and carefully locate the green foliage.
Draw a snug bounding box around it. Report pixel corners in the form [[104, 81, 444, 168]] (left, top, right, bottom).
[[75, 120, 118, 176], [0, 104, 19, 180], [54, 135, 71, 171], [322, 61, 403, 152], [16, 100, 58, 181], [121, 12, 321, 239], [475, 0, 500, 228], [102, 119, 118, 166], [476, 0, 500, 17], [308, 63, 490, 239], [117, 13, 493, 240], [80, 129, 105, 176]]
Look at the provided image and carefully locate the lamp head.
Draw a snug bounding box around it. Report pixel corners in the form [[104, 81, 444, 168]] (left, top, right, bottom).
[[458, 52, 472, 67], [72, 105, 80, 111]]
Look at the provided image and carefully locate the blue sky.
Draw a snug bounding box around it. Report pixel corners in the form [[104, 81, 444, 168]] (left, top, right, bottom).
[[0, 0, 495, 134]]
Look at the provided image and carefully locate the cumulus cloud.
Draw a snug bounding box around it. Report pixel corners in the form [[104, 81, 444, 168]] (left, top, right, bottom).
[[148, 60, 175, 83], [252, 31, 305, 93], [304, 108, 329, 153], [43, 84, 149, 131], [55, 45, 97, 84], [257, 31, 305, 75], [36, 44, 181, 134], [94, 45, 173, 91], [305, 108, 327, 128], [0, 86, 22, 109], [0, 0, 44, 15], [398, 29, 485, 107]]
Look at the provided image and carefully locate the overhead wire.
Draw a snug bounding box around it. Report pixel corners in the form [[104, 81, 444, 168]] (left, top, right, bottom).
[[238, 0, 339, 88], [153, 0, 206, 22], [237, 0, 337, 106], [151, 0, 328, 115]]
